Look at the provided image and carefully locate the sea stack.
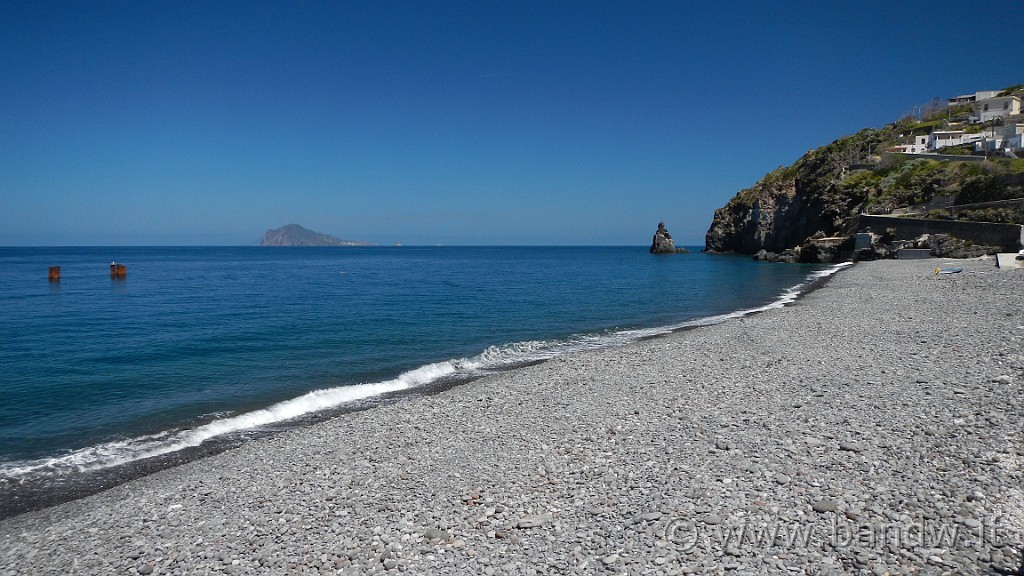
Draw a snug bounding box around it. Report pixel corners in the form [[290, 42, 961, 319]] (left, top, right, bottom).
[[650, 221, 683, 254]]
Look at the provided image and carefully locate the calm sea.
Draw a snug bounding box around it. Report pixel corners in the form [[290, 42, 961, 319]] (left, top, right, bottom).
[[0, 246, 842, 514]]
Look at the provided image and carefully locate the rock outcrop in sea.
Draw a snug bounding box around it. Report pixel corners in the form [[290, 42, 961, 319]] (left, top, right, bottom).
[[260, 224, 372, 247], [649, 221, 687, 254]]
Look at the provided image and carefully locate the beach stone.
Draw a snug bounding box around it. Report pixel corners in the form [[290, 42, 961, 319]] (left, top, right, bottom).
[[702, 514, 723, 525], [516, 514, 552, 528], [812, 500, 838, 513], [632, 511, 662, 523], [423, 528, 448, 541]]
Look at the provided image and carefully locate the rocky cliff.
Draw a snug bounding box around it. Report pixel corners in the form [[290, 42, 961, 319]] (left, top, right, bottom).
[[260, 224, 372, 247], [705, 127, 900, 254], [704, 122, 1024, 257]]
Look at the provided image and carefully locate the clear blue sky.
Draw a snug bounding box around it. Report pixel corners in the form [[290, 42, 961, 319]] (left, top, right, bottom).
[[1, 1, 1020, 246]]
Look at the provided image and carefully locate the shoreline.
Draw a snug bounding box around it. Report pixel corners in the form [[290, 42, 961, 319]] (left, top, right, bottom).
[[0, 262, 843, 522], [2, 259, 1022, 574]]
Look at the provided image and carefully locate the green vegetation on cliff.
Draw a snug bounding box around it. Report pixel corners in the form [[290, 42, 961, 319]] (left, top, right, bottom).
[[849, 157, 1024, 213]]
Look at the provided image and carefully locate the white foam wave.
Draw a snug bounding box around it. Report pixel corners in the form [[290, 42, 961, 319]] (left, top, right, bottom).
[[0, 262, 851, 482], [474, 339, 557, 366], [0, 360, 459, 481]]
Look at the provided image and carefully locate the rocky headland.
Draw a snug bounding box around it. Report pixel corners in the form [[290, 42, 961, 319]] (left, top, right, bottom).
[[260, 224, 372, 247], [704, 111, 1024, 263], [2, 259, 1022, 575]]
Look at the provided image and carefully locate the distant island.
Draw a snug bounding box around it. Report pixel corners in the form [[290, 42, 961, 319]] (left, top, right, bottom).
[[259, 224, 374, 247]]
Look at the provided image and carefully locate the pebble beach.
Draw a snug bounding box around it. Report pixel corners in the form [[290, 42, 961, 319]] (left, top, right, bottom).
[[1, 259, 1022, 575]]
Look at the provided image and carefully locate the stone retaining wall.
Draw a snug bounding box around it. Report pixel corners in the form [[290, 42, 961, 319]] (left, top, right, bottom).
[[858, 215, 1023, 250]]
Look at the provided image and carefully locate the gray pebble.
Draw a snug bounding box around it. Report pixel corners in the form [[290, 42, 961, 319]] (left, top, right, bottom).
[[516, 513, 553, 528], [423, 528, 448, 541], [703, 514, 723, 525], [812, 500, 838, 513]]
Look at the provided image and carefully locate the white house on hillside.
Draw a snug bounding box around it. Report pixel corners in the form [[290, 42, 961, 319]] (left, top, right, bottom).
[[892, 135, 930, 154], [891, 90, 1024, 156], [975, 123, 1024, 152], [977, 95, 1022, 122], [948, 90, 1000, 106], [927, 130, 984, 150], [894, 131, 987, 154], [929, 130, 963, 149]]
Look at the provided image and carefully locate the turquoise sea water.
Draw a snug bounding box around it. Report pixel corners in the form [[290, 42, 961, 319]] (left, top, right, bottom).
[[0, 246, 840, 500]]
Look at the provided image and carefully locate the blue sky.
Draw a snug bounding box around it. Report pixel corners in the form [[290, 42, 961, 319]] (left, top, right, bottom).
[[1, 1, 1020, 246]]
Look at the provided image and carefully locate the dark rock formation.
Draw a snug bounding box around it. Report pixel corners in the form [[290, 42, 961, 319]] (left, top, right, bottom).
[[706, 173, 823, 255], [796, 235, 848, 263], [923, 234, 1000, 259], [650, 221, 688, 254], [853, 228, 898, 261], [260, 224, 372, 247], [752, 249, 797, 264], [650, 221, 675, 253], [751, 236, 848, 264]]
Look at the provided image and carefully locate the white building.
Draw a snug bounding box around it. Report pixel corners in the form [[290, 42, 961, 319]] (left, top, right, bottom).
[[929, 130, 966, 149], [892, 135, 930, 154], [975, 123, 1024, 152], [915, 135, 929, 152], [976, 95, 1022, 123], [947, 90, 1000, 106], [936, 131, 986, 150]]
